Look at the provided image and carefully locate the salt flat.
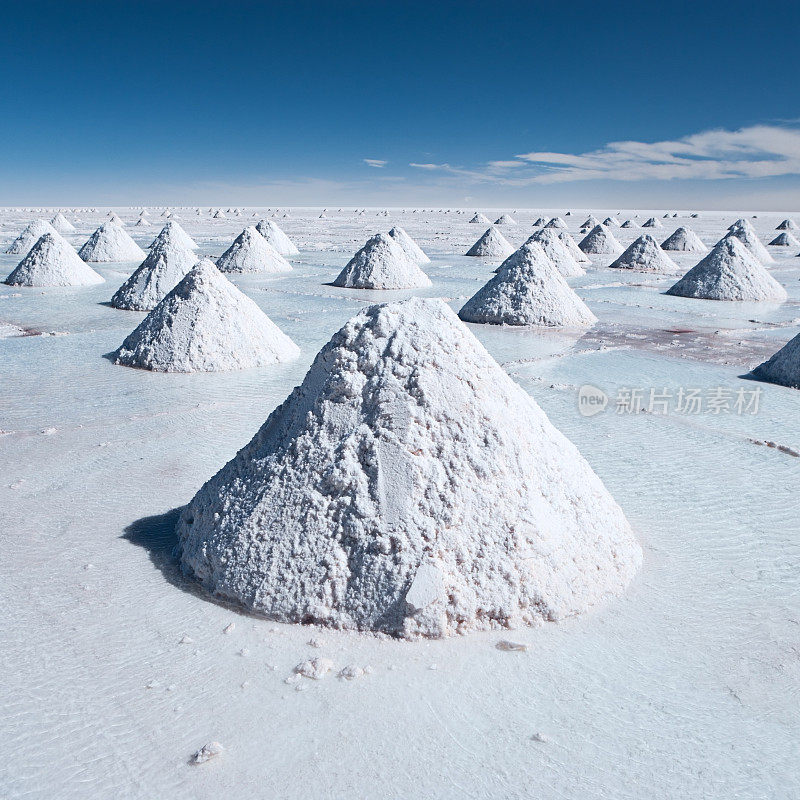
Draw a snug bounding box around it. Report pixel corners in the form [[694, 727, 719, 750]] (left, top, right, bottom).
[[1, 207, 798, 799]]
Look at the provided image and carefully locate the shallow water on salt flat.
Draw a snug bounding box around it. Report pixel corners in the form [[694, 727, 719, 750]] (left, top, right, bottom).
[[1, 209, 798, 800]]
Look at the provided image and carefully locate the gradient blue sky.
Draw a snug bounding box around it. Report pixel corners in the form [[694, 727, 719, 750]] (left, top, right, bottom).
[[2, 0, 799, 208]]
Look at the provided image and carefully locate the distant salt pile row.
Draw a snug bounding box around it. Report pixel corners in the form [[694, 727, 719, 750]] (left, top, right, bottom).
[[176, 297, 641, 638]]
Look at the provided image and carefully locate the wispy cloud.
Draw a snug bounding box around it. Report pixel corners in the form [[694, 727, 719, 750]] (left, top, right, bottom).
[[409, 125, 800, 185], [363, 158, 387, 168]]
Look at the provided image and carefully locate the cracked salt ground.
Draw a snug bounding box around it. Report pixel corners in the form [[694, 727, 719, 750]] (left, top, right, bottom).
[[1, 208, 798, 799]]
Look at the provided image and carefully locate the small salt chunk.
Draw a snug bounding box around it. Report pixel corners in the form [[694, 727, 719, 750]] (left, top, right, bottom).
[[179, 635, 193, 644], [496, 639, 528, 652], [238, 648, 249, 657], [284, 673, 301, 685], [146, 680, 160, 689], [338, 665, 365, 680], [294, 657, 334, 680], [405, 563, 443, 613], [223, 622, 235, 634], [428, 663, 438, 671], [191, 741, 223, 764], [531, 732, 549, 743]]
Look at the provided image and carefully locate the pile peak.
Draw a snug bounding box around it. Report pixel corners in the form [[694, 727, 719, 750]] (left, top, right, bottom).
[[526, 228, 585, 276], [333, 233, 431, 289], [661, 226, 707, 252], [469, 212, 490, 224], [78, 222, 146, 262], [465, 226, 515, 259], [50, 212, 76, 233], [388, 226, 430, 264], [666, 237, 787, 301], [721, 224, 774, 263], [5, 232, 104, 287], [149, 221, 198, 251], [216, 226, 292, 274], [114, 259, 299, 372], [5, 219, 59, 256], [175, 297, 640, 638], [255, 219, 299, 256], [578, 224, 624, 256], [557, 230, 590, 263], [609, 234, 679, 273]]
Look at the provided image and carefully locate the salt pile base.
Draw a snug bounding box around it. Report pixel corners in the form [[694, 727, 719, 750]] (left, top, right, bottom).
[[176, 297, 640, 639], [113, 259, 299, 372], [333, 233, 431, 289], [5, 232, 104, 287]]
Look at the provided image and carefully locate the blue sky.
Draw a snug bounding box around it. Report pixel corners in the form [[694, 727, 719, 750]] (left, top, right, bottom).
[[2, 0, 799, 208]]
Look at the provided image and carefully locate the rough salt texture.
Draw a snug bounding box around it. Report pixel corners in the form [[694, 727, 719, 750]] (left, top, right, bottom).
[[666, 237, 787, 302], [78, 223, 146, 262], [111, 239, 199, 311], [149, 221, 198, 251], [609, 234, 680, 273], [333, 233, 432, 289], [469, 213, 490, 224], [526, 229, 584, 276], [5, 220, 59, 255], [50, 212, 75, 233], [176, 298, 640, 639], [216, 226, 292, 274], [579, 224, 624, 256], [750, 330, 800, 389], [722, 225, 774, 264], [768, 232, 799, 247], [5, 232, 104, 287], [557, 230, 590, 263], [114, 260, 299, 372], [661, 227, 707, 253], [465, 227, 515, 259], [459, 248, 597, 327], [255, 219, 299, 256], [388, 226, 430, 264]]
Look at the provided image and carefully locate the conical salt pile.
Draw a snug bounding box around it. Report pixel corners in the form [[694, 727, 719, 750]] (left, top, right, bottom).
[[50, 212, 76, 233], [333, 233, 431, 289], [527, 229, 585, 276], [544, 217, 567, 229], [469, 212, 490, 224], [641, 217, 662, 228], [465, 226, 515, 259], [111, 236, 199, 311], [213, 209, 226, 219], [661, 226, 707, 252], [216, 226, 292, 274], [602, 216, 620, 227], [113, 259, 299, 373], [721, 223, 773, 263], [578, 224, 624, 256], [750, 330, 800, 389], [460, 246, 596, 327], [666, 237, 787, 301], [255, 219, 299, 256], [5, 232, 104, 287], [135, 216, 151, 227], [5, 219, 59, 255], [620, 219, 637, 228], [149, 221, 198, 251], [494, 214, 517, 226], [533, 216, 547, 226], [581, 215, 600, 228], [107, 212, 124, 226], [558, 230, 590, 263], [388, 226, 430, 264], [776, 219, 797, 231], [175, 297, 640, 638], [78, 222, 146, 262], [769, 232, 800, 247], [609, 234, 679, 273]]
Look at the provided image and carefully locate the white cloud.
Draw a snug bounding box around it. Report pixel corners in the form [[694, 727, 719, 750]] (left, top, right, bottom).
[[363, 158, 387, 168], [410, 125, 800, 186]]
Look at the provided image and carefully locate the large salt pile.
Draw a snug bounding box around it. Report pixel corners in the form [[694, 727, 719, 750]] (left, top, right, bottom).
[[557, 230, 590, 263], [50, 212, 76, 233], [544, 217, 567, 229], [111, 235, 199, 311], [769, 232, 800, 247], [333, 233, 431, 289], [666, 237, 787, 301], [776, 219, 797, 231], [388, 226, 430, 264], [149, 221, 198, 251], [527, 228, 584, 276], [581, 215, 600, 228], [661, 226, 707, 252], [494, 213, 517, 226], [114, 259, 299, 372], [216, 226, 292, 274], [641, 217, 662, 228], [578, 224, 624, 256], [5, 219, 59, 255], [609, 234, 679, 273], [459, 246, 596, 327], [175, 297, 640, 638], [5, 232, 104, 287], [750, 330, 800, 389], [78, 222, 146, 262], [255, 219, 299, 256], [469, 212, 490, 224], [465, 226, 515, 259], [722, 220, 774, 263]]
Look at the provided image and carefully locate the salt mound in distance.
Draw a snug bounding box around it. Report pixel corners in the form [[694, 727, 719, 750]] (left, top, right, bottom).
[[5, 232, 104, 287]]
